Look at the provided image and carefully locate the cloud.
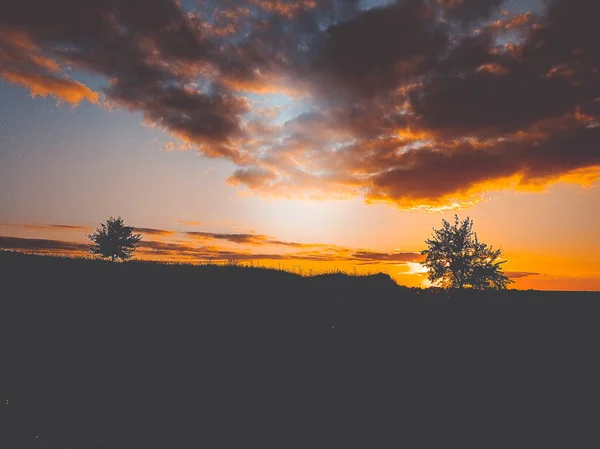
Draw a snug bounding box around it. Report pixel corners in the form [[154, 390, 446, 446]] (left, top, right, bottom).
[[134, 227, 176, 237], [310, 1, 448, 97], [266, 240, 328, 249], [137, 240, 314, 262], [113, 85, 250, 158], [0, 235, 295, 262], [0, 235, 336, 264], [505, 271, 542, 279], [0, 26, 98, 105], [2, 0, 599, 209], [1, 229, 429, 267], [48, 224, 89, 230], [1, 71, 99, 106], [0, 221, 342, 252], [217, 0, 600, 208], [0, 234, 422, 266], [0, 223, 91, 231], [0, 236, 88, 252], [366, 124, 600, 207], [438, 0, 503, 24], [351, 251, 425, 263], [250, 0, 317, 19], [141, 239, 346, 261], [185, 230, 331, 249], [0, 0, 249, 156], [227, 167, 278, 190], [187, 231, 269, 245]]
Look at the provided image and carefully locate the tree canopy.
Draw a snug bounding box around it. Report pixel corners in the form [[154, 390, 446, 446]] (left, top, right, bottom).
[[87, 217, 142, 262], [422, 215, 512, 290]]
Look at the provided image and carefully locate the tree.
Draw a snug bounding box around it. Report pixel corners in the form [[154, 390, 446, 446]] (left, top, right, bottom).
[[421, 215, 512, 290], [87, 217, 142, 262]]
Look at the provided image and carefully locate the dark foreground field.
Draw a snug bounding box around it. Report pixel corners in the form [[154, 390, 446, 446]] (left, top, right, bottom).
[[1, 251, 599, 448]]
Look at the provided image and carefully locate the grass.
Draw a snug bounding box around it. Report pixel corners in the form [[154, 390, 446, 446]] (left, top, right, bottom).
[[1, 250, 599, 447]]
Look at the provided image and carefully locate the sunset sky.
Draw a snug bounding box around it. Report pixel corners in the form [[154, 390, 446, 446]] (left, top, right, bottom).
[[1, 0, 599, 290]]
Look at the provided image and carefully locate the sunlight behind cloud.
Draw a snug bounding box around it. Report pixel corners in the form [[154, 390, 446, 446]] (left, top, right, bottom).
[[257, 199, 353, 241], [403, 262, 428, 275]]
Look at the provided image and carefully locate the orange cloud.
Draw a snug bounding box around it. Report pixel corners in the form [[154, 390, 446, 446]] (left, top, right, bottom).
[[477, 63, 509, 75], [219, 74, 304, 97], [395, 128, 433, 141], [200, 22, 238, 38], [0, 27, 60, 72], [250, 0, 316, 19], [0, 26, 98, 106], [1, 71, 98, 106]]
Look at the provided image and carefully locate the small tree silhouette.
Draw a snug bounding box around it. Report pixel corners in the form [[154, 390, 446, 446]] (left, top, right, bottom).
[[422, 215, 513, 290], [87, 217, 142, 262]]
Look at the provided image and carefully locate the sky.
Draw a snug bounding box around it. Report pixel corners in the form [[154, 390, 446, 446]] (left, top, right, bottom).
[[0, 0, 599, 290]]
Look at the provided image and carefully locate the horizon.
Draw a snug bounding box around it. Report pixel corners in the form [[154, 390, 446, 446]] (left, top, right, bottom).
[[3, 249, 600, 294], [1, 0, 599, 291]]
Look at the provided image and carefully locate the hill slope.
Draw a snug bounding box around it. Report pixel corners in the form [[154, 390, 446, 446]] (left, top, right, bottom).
[[1, 252, 599, 448]]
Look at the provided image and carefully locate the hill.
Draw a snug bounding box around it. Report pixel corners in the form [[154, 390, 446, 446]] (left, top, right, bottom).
[[1, 251, 599, 448]]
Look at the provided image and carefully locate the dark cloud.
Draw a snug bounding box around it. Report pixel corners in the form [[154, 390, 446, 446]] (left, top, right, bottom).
[[311, 0, 448, 96], [228, 167, 278, 189], [0, 223, 90, 231], [128, 240, 335, 262], [78, 239, 288, 261], [0, 236, 88, 252], [351, 251, 424, 263], [186, 231, 331, 249], [438, 0, 503, 24], [134, 227, 175, 237], [109, 84, 250, 157], [267, 240, 327, 249], [368, 125, 600, 205], [48, 224, 88, 230], [2, 0, 599, 209], [409, 8, 600, 136], [187, 231, 269, 245], [225, 0, 600, 207], [505, 271, 541, 279]]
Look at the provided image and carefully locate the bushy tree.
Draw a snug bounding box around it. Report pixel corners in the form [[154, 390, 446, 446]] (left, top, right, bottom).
[[422, 215, 512, 290], [87, 217, 142, 262]]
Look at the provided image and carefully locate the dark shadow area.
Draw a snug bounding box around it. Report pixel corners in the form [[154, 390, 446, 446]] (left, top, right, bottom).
[[1, 251, 599, 448]]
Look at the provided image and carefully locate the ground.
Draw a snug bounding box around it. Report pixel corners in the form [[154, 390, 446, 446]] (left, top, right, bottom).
[[1, 251, 599, 448]]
